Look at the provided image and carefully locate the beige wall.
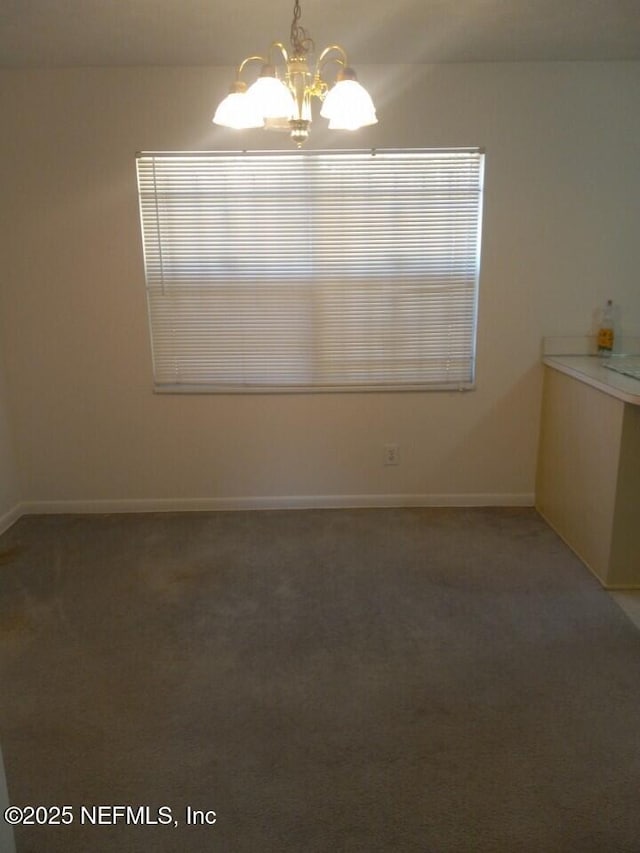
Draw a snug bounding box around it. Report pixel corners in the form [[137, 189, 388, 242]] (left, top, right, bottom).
[[0, 62, 638, 509], [0, 158, 19, 526], [0, 347, 19, 525]]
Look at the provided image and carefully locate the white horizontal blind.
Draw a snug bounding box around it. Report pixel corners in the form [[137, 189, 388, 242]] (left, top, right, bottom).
[[136, 149, 484, 392]]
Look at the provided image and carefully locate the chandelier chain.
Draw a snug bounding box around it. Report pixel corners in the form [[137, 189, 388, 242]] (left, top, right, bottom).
[[290, 0, 314, 56]]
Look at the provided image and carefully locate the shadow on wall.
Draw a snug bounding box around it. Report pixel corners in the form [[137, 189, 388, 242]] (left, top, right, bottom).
[[430, 364, 543, 495]]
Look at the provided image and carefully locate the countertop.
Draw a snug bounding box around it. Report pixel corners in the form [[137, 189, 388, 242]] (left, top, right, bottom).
[[543, 355, 640, 405]]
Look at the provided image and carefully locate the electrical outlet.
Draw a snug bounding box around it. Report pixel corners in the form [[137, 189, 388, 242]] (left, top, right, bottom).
[[384, 443, 399, 466]]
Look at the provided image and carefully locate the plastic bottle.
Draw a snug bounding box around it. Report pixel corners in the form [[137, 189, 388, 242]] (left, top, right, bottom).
[[597, 299, 614, 355]]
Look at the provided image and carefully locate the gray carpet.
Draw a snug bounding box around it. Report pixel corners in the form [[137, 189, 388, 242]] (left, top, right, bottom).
[[1, 507, 640, 853]]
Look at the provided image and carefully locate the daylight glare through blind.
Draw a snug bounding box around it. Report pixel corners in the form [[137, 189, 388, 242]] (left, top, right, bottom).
[[136, 149, 484, 392]]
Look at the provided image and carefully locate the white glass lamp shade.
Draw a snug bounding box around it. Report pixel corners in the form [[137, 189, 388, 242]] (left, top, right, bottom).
[[246, 76, 296, 120], [213, 90, 264, 129], [321, 79, 377, 130]]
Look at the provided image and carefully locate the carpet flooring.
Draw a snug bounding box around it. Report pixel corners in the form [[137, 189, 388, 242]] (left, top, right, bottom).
[[1, 507, 639, 852]]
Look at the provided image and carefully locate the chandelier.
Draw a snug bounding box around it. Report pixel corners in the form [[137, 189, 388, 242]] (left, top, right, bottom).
[[212, 0, 377, 147]]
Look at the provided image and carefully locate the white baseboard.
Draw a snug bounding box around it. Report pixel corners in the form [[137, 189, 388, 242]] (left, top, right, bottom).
[[15, 492, 534, 518]]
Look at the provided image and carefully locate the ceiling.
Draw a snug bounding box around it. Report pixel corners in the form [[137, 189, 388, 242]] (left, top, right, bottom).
[[1, 0, 639, 68]]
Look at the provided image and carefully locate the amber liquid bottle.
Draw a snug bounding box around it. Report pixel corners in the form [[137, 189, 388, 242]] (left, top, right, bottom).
[[597, 299, 614, 356]]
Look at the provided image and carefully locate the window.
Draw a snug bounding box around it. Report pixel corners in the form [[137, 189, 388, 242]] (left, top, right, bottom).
[[136, 149, 484, 393]]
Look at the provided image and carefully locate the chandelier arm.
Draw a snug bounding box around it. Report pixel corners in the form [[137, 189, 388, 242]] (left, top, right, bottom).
[[237, 55, 269, 77], [315, 44, 348, 76], [268, 41, 290, 67]]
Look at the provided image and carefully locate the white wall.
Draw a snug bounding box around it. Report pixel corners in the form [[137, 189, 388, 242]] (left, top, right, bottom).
[[0, 62, 638, 509]]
